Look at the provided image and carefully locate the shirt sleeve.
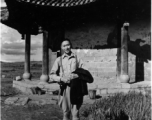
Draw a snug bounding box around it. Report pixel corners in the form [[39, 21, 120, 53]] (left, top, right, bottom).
[[76, 55, 83, 68], [70, 58, 77, 73], [49, 58, 61, 82]]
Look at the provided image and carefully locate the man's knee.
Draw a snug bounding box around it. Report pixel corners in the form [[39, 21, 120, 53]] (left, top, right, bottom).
[[63, 111, 71, 120], [72, 114, 79, 120], [72, 105, 80, 120]]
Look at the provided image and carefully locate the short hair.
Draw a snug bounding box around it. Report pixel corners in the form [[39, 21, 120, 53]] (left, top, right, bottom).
[[61, 38, 72, 48]]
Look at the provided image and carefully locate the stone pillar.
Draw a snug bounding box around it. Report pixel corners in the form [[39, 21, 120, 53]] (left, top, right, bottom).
[[120, 22, 130, 83], [40, 30, 49, 84], [116, 48, 121, 82], [23, 33, 31, 80], [116, 20, 122, 82]]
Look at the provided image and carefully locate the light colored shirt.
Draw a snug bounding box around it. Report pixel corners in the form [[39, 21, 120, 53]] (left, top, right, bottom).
[[49, 52, 82, 82]]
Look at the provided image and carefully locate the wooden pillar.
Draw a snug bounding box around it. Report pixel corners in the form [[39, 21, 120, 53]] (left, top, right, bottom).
[[23, 33, 31, 80], [40, 30, 49, 83], [120, 22, 130, 83], [116, 19, 122, 82], [117, 48, 121, 82]]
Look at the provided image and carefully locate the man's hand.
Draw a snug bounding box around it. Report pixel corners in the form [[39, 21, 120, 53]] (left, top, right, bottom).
[[69, 73, 79, 80], [60, 76, 70, 83], [60, 73, 79, 83], [66, 73, 79, 83]]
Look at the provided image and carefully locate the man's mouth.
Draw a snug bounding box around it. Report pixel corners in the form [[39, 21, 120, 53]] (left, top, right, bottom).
[[65, 50, 70, 53], [66, 49, 70, 51], [65, 49, 70, 53]]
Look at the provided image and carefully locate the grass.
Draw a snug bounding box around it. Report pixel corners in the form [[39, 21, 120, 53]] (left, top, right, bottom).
[[1, 78, 63, 120], [1, 61, 63, 120], [1, 61, 42, 79], [1, 86, 20, 97], [1, 61, 151, 120], [1, 104, 63, 120], [80, 92, 151, 120]]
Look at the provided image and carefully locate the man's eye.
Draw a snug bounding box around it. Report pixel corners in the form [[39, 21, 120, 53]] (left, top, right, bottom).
[[65, 45, 69, 47]]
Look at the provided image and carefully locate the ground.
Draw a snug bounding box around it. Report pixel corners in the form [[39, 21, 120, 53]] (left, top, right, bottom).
[[1, 61, 151, 120], [1, 86, 94, 120], [1, 61, 95, 120]]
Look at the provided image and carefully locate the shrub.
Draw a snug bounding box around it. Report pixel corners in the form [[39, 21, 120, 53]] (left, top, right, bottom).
[[1, 86, 21, 97], [81, 92, 151, 120]]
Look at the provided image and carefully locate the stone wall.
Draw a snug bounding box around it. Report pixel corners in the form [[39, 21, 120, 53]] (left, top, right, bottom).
[[72, 49, 117, 86], [64, 19, 151, 85], [49, 20, 151, 87], [13, 80, 151, 96], [65, 23, 114, 49], [65, 20, 151, 49], [71, 49, 151, 88]]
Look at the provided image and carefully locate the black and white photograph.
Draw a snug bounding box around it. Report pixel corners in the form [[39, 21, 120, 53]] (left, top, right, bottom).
[[0, 0, 151, 120]]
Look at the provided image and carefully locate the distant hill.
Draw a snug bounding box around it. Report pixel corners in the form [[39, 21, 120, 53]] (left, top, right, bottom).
[[1, 61, 42, 68], [1, 61, 42, 79], [1, 61, 42, 64]]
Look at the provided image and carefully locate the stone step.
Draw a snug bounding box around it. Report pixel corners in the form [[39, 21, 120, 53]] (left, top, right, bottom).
[[13, 80, 151, 96]]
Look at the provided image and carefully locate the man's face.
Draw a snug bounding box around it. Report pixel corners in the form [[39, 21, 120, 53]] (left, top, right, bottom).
[[61, 41, 71, 54]]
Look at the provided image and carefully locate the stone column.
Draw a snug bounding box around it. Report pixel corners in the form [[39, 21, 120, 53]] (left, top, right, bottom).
[[23, 33, 31, 80], [116, 48, 121, 82], [120, 22, 130, 83], [116, 20, 122, 82], [40, 30, 49, 84]]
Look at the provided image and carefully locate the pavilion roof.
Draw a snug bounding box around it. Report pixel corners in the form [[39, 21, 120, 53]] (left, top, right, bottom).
[[1, 7, 9, 22], [1, 7, 8, 22], [17, 0, 97, 7], [1, 0, 98, 35], [1, 0, 149, 36], [1, 6, 42, 35]]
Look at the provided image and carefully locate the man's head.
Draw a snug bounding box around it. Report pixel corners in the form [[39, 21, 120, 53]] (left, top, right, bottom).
[[61, 39, 72, 55]]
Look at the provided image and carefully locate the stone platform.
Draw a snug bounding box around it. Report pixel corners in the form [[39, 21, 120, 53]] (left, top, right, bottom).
[[13, 79, 151, 96]]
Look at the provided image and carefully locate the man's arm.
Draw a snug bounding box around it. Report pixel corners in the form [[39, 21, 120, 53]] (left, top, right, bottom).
[[49, 58, 61, 82], [66, 56, 83, 83], [75, 54, 83, 68], [49, 58, 69, 83]]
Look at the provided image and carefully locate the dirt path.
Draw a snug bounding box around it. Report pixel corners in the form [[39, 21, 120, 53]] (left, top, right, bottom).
[[1, 94, 96, 120]]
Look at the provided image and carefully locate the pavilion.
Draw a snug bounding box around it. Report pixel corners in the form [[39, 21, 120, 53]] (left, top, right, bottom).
[[1, 0, 130, 85]]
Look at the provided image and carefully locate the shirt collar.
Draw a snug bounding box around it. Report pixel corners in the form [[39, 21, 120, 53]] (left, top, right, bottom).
[[62, 52, 75, 59]]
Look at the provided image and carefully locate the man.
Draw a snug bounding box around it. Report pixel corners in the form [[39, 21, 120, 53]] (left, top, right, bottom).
[[49, 39, 82, 120]]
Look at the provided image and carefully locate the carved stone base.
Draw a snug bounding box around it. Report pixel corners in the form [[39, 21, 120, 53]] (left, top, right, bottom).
[[23, 72, 31, 80], [39, 74, 49, 84], [120, 74, 130, 83]]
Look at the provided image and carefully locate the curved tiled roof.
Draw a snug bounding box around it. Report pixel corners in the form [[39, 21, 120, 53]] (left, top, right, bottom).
[[16, 0, 96, 7], [1, 7, 9, 22]]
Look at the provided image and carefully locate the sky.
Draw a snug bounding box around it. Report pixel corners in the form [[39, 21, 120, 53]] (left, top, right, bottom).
[[0, 0, 44, 62], [1, 23, 43, 62], [1, 0, 6, 7]]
